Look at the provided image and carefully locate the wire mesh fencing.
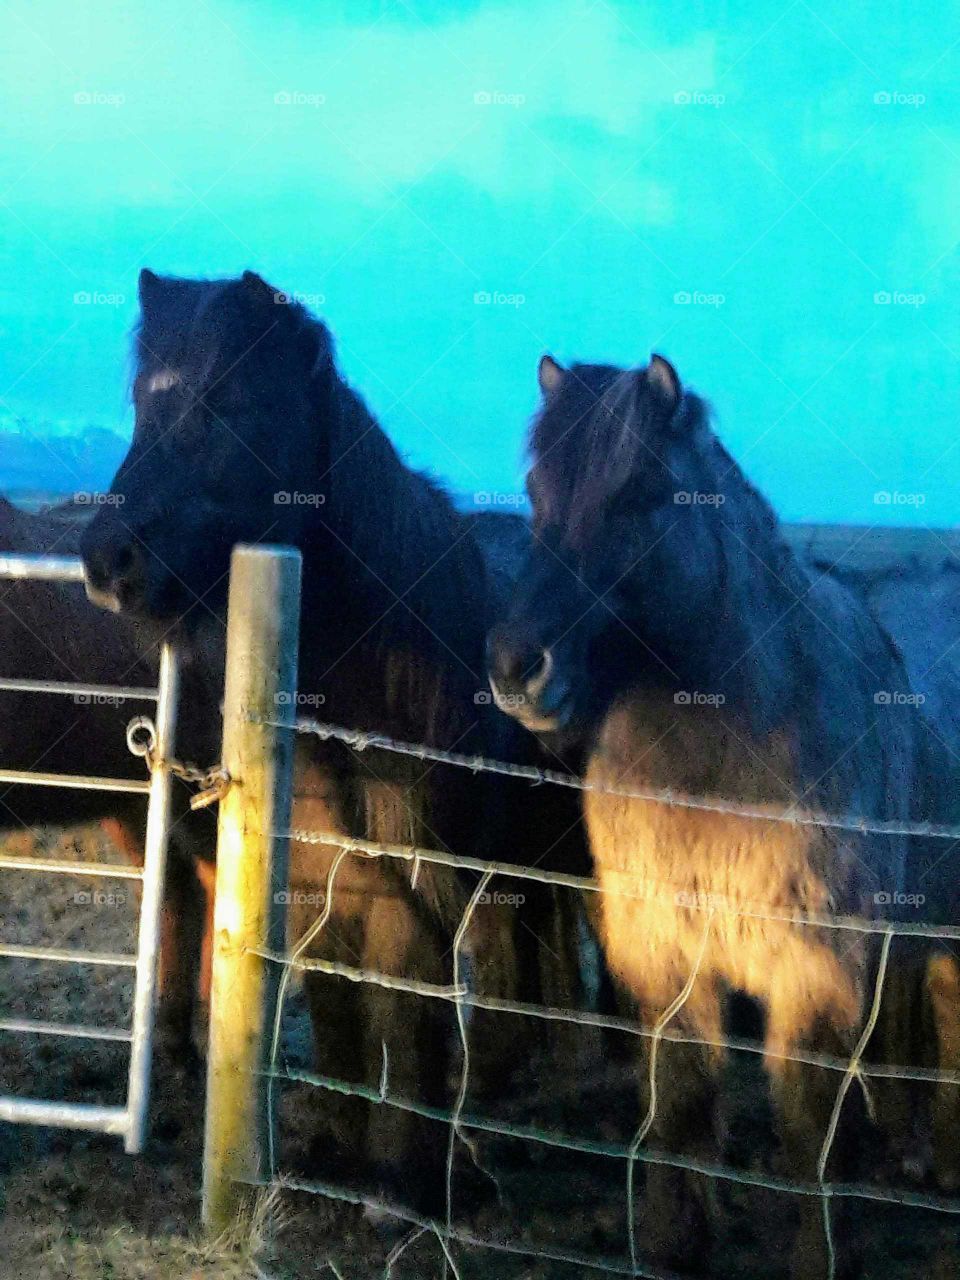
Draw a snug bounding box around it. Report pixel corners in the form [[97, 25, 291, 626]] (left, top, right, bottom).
[[200, 685, 960, 1278]]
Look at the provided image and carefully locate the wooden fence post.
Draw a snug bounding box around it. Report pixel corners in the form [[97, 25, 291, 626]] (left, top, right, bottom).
[[202, 544, 301, 1232]]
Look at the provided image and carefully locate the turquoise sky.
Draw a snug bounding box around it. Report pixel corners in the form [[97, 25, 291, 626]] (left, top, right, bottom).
[[1, 0, 959, 523]]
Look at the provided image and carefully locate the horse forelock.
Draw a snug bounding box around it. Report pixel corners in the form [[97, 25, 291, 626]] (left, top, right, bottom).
[[132, 274, 335, 402], [531, 364, 673, 549]]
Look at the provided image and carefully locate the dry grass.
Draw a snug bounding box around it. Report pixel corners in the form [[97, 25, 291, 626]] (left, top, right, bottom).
[[11, 1189, 285, 1280], [4, 824, 960, 1277]]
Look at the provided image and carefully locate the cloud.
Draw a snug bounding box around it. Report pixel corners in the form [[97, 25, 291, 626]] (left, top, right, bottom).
[[0, 0, 715, 220]]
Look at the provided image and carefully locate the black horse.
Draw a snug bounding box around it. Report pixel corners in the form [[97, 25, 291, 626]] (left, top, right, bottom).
[[488, 352, 960, 1277], [80, 270, 590, 1213]]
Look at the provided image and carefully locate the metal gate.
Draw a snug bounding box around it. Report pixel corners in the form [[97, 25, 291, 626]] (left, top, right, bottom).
[[0, 552, 179, 1154]]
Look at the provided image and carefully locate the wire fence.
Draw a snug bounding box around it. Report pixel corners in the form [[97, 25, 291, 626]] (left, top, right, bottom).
[[222, 711, 960, 1279]]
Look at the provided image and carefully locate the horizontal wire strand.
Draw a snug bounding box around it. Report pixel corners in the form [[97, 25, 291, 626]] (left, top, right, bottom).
[[276, 715, 960, 842]]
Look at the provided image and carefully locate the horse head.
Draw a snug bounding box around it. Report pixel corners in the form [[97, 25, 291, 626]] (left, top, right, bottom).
[[488, 351, 734, 735], [81, 269, 334, 624]]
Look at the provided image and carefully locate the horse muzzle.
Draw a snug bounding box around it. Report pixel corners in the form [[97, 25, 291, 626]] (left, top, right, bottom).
[[486, 639, 577, 732], [82, 578, 123, 613]]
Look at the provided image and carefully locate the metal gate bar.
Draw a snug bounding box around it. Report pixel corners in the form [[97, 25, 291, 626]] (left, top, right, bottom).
[[0, 855, 144, 878], [0, 677, 158, 699], [0, 555, 85, 581], [124, 641, 178, 1152], [0, 1018, 132, 1041], [0, 769, 150, 792], [0, 552, 179, 1153]]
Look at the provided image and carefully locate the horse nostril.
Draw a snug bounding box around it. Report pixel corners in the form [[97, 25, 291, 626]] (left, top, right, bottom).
[[521, 649, 547, 684], [497, 643, 549, 686], [111, 543, 135, 579], [81, 521, 142, 597]]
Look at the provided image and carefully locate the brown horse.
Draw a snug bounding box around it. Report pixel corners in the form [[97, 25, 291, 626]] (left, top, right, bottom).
[[488, 353, 952, 1277], [0, 496, 218, 1056], [79, 270, 591, 1213]]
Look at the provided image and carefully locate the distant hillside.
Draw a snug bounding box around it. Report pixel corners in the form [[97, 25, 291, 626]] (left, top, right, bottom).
[[0, 416, 129, 501]]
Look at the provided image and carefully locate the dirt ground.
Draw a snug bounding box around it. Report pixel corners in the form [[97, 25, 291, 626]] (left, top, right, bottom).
[[2, 825, 960, 1280]]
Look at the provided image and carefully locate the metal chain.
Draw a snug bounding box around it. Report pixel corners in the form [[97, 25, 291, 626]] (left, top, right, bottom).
[[125, 715, 230, 810]]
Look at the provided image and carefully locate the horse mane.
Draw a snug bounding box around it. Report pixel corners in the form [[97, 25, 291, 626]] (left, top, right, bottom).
[[530, 363, 716, 549], [252, 296, 493, 750]]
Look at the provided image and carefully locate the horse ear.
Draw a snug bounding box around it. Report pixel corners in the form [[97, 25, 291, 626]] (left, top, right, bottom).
[[240, 270, 278, 306], [138, 268, 164, 312], [647, 354, 680, 413], [303, 318, 336, 383], [538, 354, 565, 397]]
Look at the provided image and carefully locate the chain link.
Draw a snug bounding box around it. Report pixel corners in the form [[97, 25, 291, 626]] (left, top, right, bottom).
[[125, 714, 230, 810]]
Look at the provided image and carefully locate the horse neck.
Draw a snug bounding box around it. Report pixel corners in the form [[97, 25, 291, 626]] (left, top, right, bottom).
[[623, 462, 808, 732], [613, 459, 915, 820], [299, 378, 488, 745]]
